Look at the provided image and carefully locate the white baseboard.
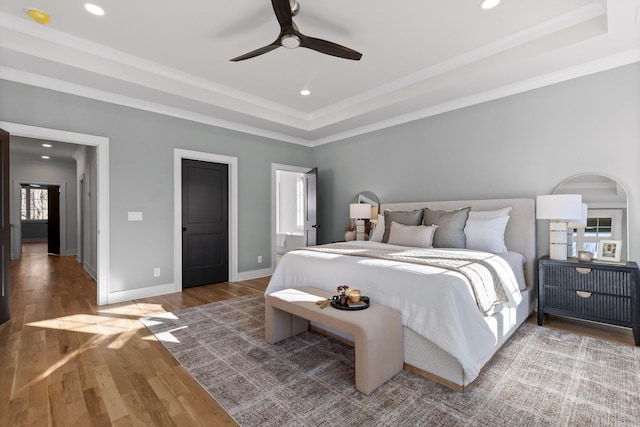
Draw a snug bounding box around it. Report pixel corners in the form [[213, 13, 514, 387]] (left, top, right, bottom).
[[107, 283, 177, 305], [84, 263, 97, 280], [236, 268, 272, 281], [102, 269, 271, 306]]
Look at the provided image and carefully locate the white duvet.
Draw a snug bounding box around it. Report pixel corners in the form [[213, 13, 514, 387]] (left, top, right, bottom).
[[265, 241, 524, 380]]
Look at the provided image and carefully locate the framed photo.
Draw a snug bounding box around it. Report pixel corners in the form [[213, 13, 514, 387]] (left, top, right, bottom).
[[598, 240, 622, 262]]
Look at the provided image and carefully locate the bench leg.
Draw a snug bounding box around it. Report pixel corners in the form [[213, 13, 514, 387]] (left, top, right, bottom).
[[265, 300, 309, 344], [353, 322, 404, 395]]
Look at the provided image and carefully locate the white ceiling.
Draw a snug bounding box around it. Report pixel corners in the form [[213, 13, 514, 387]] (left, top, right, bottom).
[[1, 0, 639, 147]]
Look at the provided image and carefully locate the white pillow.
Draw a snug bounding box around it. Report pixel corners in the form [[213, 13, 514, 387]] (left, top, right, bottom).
[[464, 215, 510, 253], [387, 222, 438, 248], [468, 207, 512, 220], [369, 214, 385, 242]]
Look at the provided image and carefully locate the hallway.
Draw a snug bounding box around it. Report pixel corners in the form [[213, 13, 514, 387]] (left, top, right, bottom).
[[0, 243, 267, 426]]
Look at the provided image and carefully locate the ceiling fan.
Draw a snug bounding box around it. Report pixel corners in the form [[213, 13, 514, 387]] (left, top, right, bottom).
[[230, 0, 362, 62]]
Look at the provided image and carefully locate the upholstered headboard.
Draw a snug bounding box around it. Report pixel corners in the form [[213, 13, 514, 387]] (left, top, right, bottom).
[[380, 198, 536, 290]]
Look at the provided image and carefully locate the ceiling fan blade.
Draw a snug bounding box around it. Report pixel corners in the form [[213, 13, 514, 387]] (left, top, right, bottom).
[[271, 0, 294, 31], [230, 43, 280, 62], [299, 35, 362, 61]]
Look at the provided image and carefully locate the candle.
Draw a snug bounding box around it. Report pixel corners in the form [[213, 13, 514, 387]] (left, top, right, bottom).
[[348, 289, 361, 303]]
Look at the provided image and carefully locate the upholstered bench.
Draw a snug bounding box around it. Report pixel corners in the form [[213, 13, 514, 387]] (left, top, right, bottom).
[[265, 286, 403, 395]]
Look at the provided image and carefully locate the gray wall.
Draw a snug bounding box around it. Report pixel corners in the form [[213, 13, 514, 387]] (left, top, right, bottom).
[[10, 155, 78, 255], [1, 61, 638, 295], [75, 146, 98, 277], [0, 80, 312, 292], [312, 63, 640, 260]]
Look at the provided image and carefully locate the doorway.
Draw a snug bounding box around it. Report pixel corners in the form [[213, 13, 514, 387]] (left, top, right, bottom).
[[15, 182, 65, 257], [271, 164, 317, 269], [173, 149, 238, 292], [0, 121, 109, 305], [181, 159, 229, 288]]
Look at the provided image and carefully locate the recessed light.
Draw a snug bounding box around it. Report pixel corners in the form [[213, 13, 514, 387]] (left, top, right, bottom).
[[26, 8, 50, 24], [300, 89, 311, 96], [481, 0, 500, 10], [41, 155, 50, 160], [84, 4, 105, 16], [42, 143, 52, 148]]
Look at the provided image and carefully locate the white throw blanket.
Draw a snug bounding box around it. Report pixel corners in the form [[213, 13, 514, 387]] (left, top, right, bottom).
[[303, 243, 513, 316], [265, 241, 523, 381]]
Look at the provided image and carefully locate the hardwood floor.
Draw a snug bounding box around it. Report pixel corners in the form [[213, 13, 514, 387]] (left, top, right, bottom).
[[1, 243, 636, 426], [0, 243, 268, 426]]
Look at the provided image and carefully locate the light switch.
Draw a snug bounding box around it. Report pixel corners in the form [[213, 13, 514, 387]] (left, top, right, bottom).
[[128, 211, 143, 221]]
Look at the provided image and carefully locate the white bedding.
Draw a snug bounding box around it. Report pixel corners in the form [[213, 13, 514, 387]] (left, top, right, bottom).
[[265, 241, 525, 380]]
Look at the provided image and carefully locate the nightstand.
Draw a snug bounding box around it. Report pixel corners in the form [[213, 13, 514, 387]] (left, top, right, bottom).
[[537, 256, 640, 345]]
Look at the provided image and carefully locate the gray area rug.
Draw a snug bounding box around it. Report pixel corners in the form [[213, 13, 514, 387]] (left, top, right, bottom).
[[142, 294, 640, 426]]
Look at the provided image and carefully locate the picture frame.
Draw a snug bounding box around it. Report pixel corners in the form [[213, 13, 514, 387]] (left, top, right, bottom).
[[597, 239, 622, 262]]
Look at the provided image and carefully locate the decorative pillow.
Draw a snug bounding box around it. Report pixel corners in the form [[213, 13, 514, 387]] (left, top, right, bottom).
[[464, 215, 510, 253], [422, 207, 471, 248], [387, 222, 439, 248], [382, 209, 423, 243], [369, 214, 385, 242]]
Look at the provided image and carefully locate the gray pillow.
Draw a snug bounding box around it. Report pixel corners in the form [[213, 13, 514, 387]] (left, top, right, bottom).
[[423, 207, 471, 248], [382, 209, 423, 243]]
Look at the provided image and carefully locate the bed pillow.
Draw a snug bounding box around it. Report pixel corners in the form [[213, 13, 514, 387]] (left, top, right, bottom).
[[382, 209, 423, 243], [464, 215, 510, 253], [422, 207, 470, 248], [468, 207, 512, 220], [464, 207, 511, 253], [387, 222, 439, 248], [369, 214, 385, 242]]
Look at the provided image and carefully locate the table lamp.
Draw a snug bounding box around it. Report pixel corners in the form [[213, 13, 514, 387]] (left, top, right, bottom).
[[536, 194, 583, 260], [350, 203, 371, 241]]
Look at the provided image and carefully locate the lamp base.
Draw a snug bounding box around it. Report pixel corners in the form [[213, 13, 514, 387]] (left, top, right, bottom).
[[549, 221, 568, 261], [355, 219, 366, 241]]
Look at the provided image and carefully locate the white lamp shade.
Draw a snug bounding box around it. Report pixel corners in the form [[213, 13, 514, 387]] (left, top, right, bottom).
[[568, 203, 588, 229], [350, 203, 372, 219], [536, 195, 582, 220]]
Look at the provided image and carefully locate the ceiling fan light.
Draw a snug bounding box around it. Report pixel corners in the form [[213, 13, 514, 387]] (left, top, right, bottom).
[[281, 34, 301, 49], [481, 0, 501, 10]]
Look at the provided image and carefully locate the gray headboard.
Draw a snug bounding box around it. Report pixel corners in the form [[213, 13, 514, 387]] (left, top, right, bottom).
[[380, 198, 536, 290]]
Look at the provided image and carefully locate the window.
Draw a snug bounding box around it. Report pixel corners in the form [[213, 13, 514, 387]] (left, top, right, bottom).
[[21, 186, 48, 220], [570, 209, 622, 256]]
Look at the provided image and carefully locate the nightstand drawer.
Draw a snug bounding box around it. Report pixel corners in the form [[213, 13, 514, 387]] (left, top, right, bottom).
[[541, 264, 635, 296], [544, 288, 632, 323]]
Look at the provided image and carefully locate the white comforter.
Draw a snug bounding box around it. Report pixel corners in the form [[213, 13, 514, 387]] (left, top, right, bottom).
[[265, 241, 523, 380]]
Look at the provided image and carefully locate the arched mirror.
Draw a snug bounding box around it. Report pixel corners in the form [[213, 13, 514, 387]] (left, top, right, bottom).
[[351, 191, 380, 219], [346, 191, 379, 240], [554, 174, 629, 261]]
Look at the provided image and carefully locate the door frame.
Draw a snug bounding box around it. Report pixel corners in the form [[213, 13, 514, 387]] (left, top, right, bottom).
[[174, 149, 238, 291], [12, 180, 67, 256], [0, 121, 110, 305], [271, 163, 312, 271]]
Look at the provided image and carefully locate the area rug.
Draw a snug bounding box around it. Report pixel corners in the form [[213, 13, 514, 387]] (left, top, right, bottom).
[[141, 294, 640, 426]]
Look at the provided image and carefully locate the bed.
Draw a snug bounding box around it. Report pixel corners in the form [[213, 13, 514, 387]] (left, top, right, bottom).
[[265, 198, 536, 391]]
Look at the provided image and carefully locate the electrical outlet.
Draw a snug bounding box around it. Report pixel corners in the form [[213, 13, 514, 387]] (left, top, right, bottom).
[[154, 268, 160, 277], [258, 256, 262, 263]]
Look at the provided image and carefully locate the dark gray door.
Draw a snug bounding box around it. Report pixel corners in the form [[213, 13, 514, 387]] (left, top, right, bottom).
[[304, 167, 318, 246], [182, 159, 229, 288], [47, 185, 60, 255], [1, 129, 10, 324]]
